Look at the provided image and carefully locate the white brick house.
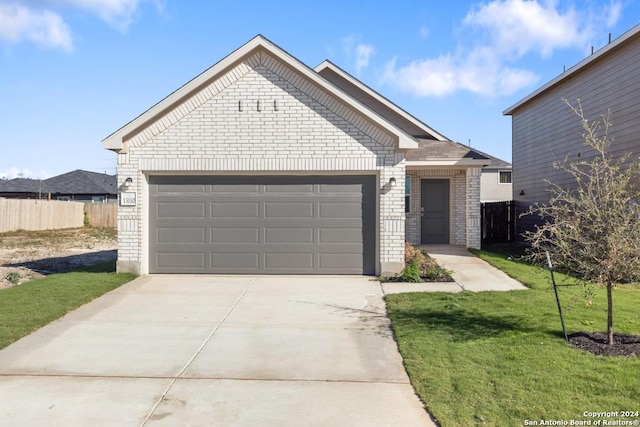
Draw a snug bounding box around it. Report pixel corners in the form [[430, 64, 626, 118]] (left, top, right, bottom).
[[103, 36, 487, 276]]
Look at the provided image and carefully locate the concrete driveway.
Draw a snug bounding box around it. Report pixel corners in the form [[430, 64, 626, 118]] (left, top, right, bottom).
[[0, 276, 436, 426]]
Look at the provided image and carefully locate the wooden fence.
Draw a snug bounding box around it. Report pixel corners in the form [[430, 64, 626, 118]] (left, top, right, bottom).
[[85, 203, 117, 228], [481, 200, 517, 246], [0, 199, 118, 232], [0, 199, 85, 232]]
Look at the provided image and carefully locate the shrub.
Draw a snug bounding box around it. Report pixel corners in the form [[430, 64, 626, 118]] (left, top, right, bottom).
[[400, 259, 423, 283], [5, 272, 21, 285], [402, 243, 453, 282]]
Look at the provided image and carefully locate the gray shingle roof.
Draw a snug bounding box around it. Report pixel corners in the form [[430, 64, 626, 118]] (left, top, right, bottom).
[[406, 138, 491, 162], [0, 178, 46, 193], [44, 170, 116, 194], [0, 170, 116, 195]]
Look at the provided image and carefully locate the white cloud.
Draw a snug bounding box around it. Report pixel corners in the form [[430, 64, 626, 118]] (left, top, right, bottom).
[[462, 0, 586, 58], [0, 0, 160, 50], [0, 167, 51, 180], [355, 43, 375, 74], [342, 35, 375, 74], [384, 50, 539, 98], [57, 0, 161, 31], [383, 0, 623, 98], [0, 2, 72, 51]]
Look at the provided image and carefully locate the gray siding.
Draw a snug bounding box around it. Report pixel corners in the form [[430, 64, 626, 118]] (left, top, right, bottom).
[[510, 32, 640, 236]]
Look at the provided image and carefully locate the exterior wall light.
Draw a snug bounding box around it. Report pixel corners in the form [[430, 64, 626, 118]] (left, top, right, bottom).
[[389, 177, 397, 188], [123, 177, 133, 188]]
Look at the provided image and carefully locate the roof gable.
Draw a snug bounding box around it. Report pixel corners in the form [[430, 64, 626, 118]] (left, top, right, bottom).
[[103, 35, 418, 152], [315, 60, 448, 141]]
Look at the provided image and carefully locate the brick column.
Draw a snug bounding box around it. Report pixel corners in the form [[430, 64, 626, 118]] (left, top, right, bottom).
[[465, 167, 481, 249]]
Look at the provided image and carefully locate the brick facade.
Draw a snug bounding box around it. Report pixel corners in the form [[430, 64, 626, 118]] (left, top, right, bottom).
[[110, 41, 483, 276], [404, 167, 481, 249], [116, 51, 406, 275]]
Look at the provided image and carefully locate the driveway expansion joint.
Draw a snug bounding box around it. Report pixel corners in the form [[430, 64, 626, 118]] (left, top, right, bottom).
[[140, 276, 258, 427]]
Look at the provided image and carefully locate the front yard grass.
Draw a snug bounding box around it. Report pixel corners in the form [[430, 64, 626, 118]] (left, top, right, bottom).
[[0, 261, 135, 349], [386, 249, 640, 426]]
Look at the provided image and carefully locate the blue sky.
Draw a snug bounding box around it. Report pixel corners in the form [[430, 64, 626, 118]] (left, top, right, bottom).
[[1, 0, 638, 179]]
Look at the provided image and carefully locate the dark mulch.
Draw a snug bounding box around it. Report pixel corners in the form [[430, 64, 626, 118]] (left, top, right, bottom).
[[382, 273, 455, 283], [568, 332, 640, 357]]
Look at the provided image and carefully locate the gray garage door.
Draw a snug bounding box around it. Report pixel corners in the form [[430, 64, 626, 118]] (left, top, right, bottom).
[[149, 176, 376, 274]]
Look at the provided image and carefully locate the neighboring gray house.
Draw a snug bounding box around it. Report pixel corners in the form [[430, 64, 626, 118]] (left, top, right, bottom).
[[103, 35, 489, 276], [0, 170, 116, 203], [470, 149, 512, 203], [504, 23, 640, 236]]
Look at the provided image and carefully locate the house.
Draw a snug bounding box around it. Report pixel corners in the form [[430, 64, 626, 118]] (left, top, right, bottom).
[[0, 178, 47, 199], [103, 35, 490, 276], [504, 23, 640, 237], [478, 153, 512, 203], [0, 170, 117, 203]]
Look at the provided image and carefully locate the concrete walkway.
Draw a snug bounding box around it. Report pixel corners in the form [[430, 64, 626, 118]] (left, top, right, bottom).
[[382, 245, 527, 294], [0, 276, 436, 427]]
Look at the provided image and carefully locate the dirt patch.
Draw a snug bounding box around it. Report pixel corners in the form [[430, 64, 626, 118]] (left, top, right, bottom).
[[0, 228, 117, 288], [568, 332, 640, 357]]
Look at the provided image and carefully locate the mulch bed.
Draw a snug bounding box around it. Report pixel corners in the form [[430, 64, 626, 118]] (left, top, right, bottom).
[[382, 273, 455, 283], [568, 332, 640, 357]]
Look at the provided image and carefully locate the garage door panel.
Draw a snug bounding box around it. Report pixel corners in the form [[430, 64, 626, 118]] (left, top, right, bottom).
[[149, 176, 375, 274], [157, 252, 206, 269], [211, 227, 260, 243], [156, 202, 206, 218], [319, 202, 361, 218], [157, 184, 206, 194], [265, 252, 314, 269], [211, 252, 260, 269], [319, 228, 362, 243], [319, 183, 363, 193], [264, 183, 314, 193], [319, 253, 363, 270], [265, 227, 314, 243], [157, 227, 206, 243], [210, 184, 259, 193], [265, 202, 313, 218], [211, 202, 259, 218]]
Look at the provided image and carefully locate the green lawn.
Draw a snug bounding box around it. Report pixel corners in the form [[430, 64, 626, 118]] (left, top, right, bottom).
[[386, 249, 640, 427], [0, 261, 135, 349]]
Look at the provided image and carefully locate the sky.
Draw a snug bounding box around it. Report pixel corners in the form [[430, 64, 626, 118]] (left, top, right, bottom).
[[1, 0, 639, 179]]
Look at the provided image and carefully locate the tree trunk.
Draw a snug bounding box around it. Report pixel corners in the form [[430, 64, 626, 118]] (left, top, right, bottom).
[[607, 283, 614, 345]]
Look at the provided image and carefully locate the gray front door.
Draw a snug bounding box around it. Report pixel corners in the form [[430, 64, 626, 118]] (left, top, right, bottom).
[[149, 176, 375, 275], [421, 179, 450, 244]]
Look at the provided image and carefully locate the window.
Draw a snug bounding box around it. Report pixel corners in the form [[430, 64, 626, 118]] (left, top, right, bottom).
[[499, 171, 512, 184], [56, 196, 71, 201], [405, 176, 411, 213], [92, 196, 106, 203]]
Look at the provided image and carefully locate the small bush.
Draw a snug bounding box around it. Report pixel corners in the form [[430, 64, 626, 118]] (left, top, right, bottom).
[[395, 243, 454, 282], [5, 272, 21, 285], [401, 259, 423, 283]]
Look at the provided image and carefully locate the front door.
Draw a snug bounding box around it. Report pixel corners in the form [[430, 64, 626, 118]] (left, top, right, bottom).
[[421, 179, 450, 244]]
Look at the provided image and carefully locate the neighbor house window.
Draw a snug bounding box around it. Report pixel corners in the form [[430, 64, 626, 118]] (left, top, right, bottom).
[[499, 171, 512, 184], [57, 196, 71, 201], [92, 196, 106, 203], [405, 176, 411, 213]]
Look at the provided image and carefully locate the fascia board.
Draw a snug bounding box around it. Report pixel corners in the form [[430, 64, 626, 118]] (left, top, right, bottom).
[[406, 159, 491, 167]]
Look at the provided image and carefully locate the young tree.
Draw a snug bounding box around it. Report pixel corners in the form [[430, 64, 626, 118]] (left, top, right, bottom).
[[524, 99, 640, 345]]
